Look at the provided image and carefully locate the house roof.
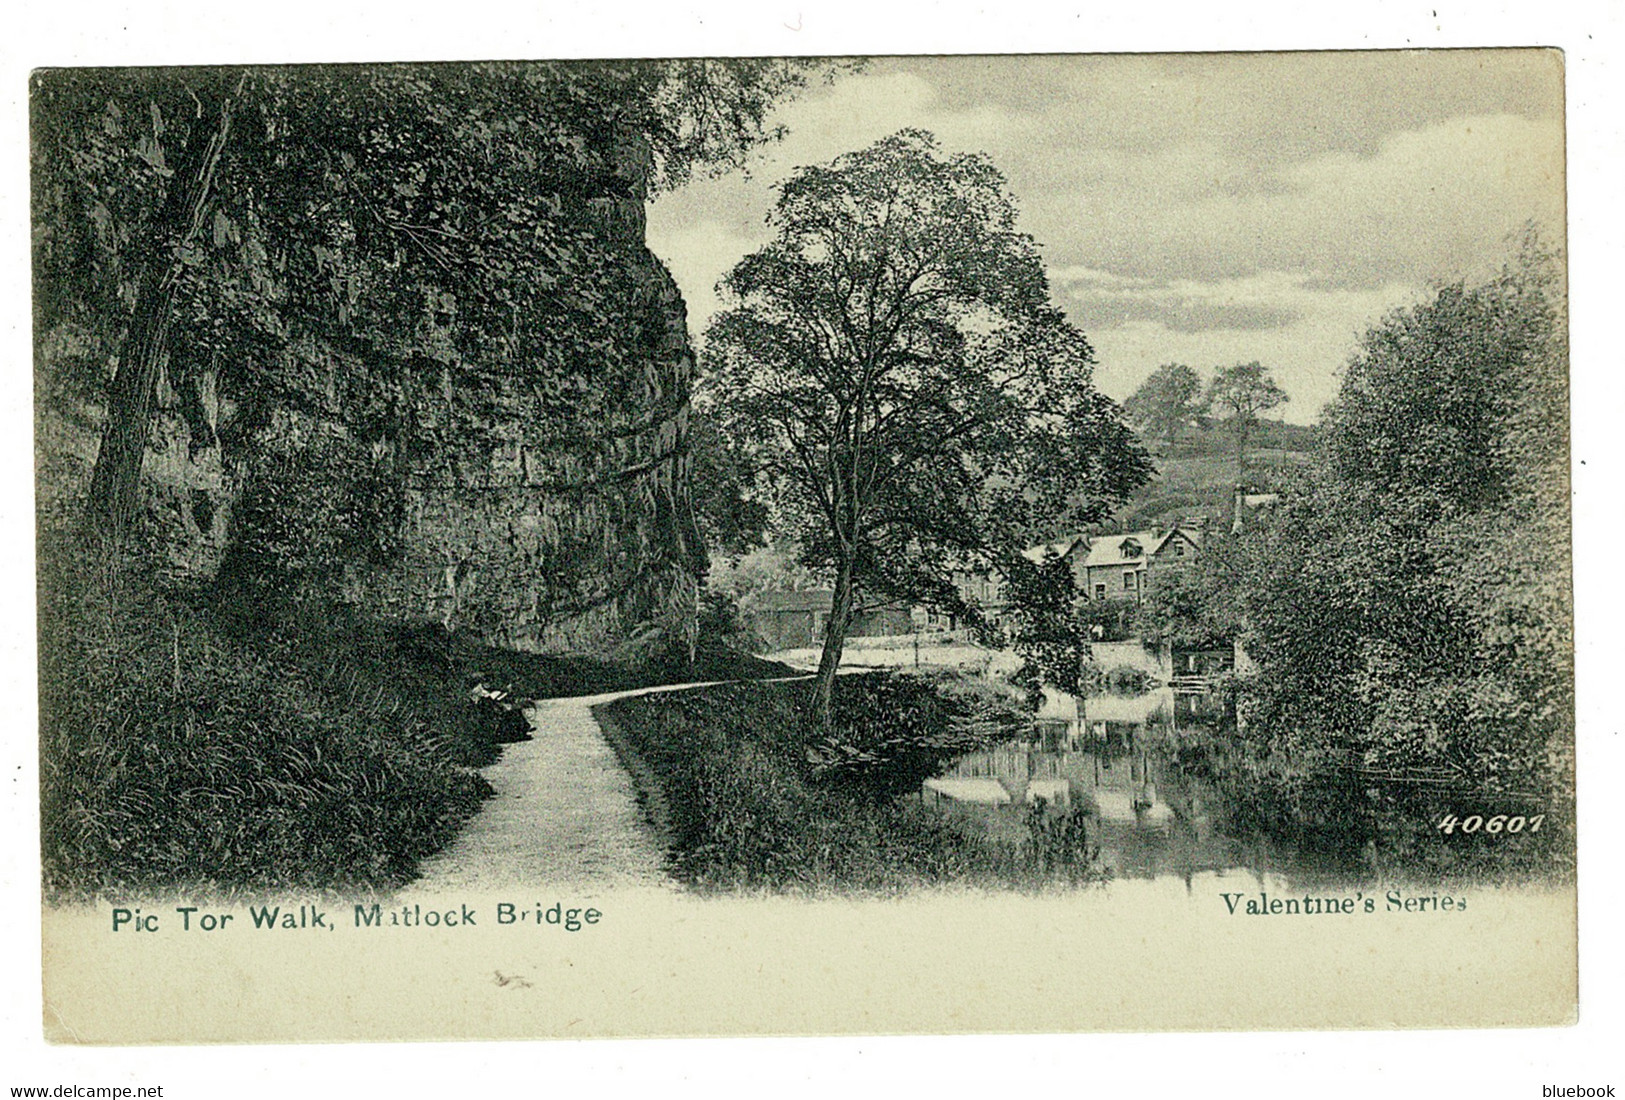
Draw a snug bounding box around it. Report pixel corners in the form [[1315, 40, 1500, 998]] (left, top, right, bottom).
[[1035, 686, 1080, 722], [1020, 523, 1204, 570], [1082, 526, 1199, 568], [1020, 535, 1084, 564]]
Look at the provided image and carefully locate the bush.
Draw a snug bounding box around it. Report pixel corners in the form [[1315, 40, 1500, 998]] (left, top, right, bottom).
[[1076, 598, 1138, 642], [595, 673, 1101, 893], [807, 672, 1031, 800], [696, 586, 767, 654], [38, 537, 491, 897], [1026, 798, 1099, 881], [1102, 665, 1154, 695]]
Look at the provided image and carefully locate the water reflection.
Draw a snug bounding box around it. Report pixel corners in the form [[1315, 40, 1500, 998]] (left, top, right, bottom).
[[923, 686, 1314, 883]]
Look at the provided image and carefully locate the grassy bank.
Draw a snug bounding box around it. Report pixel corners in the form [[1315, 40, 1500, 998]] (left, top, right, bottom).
[[38, 536, 790, 899], [594, 673, 1107, 894]]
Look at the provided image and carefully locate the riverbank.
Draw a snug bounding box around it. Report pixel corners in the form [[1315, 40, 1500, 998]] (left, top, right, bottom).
[[593, 672, 1107, 894]]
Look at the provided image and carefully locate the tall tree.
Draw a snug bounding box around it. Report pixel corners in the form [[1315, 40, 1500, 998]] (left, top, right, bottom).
[[1122, 362, 1207, 452], [74, 71, 241, 538], [703, 130, 1149, 727], [1207, 361, 1288, 479]]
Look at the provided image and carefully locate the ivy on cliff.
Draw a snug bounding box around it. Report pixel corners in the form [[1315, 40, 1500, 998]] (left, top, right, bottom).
[[35, 60, 825, 596]]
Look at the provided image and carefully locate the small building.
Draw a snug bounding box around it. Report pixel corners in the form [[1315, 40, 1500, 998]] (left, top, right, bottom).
[[743, 588, 914, 651]]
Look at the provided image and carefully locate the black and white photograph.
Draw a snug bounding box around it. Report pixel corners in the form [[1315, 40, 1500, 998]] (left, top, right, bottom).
[[7, 3, 1620, 1088]]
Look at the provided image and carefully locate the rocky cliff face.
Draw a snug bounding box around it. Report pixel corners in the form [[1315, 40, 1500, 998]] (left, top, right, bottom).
[[375, 118, 703, 658], [390, 122, 704, 656], [41, 102, 705, 660]]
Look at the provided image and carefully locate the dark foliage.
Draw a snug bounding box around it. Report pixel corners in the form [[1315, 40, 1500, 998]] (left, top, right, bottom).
[[37, 535, 492, 897], [1123, 362, 1207, 451], [1214, 237, 1572, 880], [1075, 597, 1139, 643], [596, 673, 1096, 893], [1000, 549, 1090, 704]]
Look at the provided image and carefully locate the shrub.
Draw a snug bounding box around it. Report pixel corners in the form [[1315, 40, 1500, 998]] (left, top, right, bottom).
[[1026, 798, 1099, 881], [38, 534, 491, 897], [808, 672, 1031, 800], [1076, 598, 1137, 642], [1096, 665, 1153, 695], [696, 586, 767, 654], [596, 673, 1101, 893]]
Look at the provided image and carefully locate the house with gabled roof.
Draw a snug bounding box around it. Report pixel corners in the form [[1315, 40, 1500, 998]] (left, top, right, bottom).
[[932, 520, 1208, 630], [1075, 524, 1203, 604]]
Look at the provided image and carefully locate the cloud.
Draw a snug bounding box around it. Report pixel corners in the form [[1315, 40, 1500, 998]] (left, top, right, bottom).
[[648, 218, 761, 335], [1076, 273, 1422, 422], [1019, 112, 1563, 290], [648, 54, 1565, 421], [1051, 267, 1312, 332]]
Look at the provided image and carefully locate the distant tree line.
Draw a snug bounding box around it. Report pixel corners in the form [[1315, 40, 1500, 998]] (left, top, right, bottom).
[[1123, 360, 1288, 476]]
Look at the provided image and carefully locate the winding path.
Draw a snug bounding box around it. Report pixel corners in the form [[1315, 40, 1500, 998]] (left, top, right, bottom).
[[411, 689, 673, 893], [413, 680, 767, 893]]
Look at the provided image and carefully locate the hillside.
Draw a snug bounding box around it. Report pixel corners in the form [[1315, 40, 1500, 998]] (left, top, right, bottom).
[[1112, 418, 1318, 531]]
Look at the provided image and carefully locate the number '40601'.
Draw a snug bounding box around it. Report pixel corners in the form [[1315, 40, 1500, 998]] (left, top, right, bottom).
[[1437, 813, 1544, 835]]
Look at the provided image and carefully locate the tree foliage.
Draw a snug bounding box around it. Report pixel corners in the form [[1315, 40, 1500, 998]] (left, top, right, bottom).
[[1123, 362, 1207, 451], [1132, 536, 1243, 651], [1227, 237, 1571, 871], [701, 129, 1150, 725], [1001, 550, 1091, 705], [687, 403, 771, 559], [635, 58, 847, 191], [1207, 361, 1288, 478]]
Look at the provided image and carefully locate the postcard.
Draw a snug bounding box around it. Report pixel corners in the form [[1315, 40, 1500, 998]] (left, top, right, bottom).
[[31, 49, 1574, 1043]]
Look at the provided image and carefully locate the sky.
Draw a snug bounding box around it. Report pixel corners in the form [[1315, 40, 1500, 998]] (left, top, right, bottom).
[[647, 50, 1565, 424]]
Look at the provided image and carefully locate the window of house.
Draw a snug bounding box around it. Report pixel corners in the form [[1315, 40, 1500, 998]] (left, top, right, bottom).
[[1094, 583, 1106, 600], [1173, 541, 1185, 556], [1123, 570, 1137, 590]]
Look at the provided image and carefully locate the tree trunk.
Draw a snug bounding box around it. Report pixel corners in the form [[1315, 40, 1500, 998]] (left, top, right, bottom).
[[87, 82, 236, 539], [811, 555, 857, 731]]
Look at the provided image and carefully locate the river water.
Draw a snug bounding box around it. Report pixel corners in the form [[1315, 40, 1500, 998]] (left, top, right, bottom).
[[923, 685, 1356, 885]]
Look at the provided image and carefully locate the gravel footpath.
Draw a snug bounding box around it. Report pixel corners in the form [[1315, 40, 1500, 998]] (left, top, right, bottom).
[[412, 689, 676, 893]]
